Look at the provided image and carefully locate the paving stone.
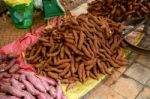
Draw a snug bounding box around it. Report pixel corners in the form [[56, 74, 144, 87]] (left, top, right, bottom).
[[104, 70, 122, 86], [117, 66, 128, 73], [85, 85, 126, 99], [111, 77, 143, 99], [136, 55, 150, 69], [145, 79, 150, 87], [136, 87, 150, 99], [125, 63, 150, 84], [127, 52, 139, 64]]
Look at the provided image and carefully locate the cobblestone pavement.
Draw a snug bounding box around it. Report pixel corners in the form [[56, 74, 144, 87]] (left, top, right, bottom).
[[83, 53, 150, 99], [0, 14, 150, 99]]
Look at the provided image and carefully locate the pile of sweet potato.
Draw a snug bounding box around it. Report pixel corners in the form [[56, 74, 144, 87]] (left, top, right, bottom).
[[0, 53, 20, 79], [26, 13, 128, 85], [88, 0, 150, 22], [0, 70, 66, 99]]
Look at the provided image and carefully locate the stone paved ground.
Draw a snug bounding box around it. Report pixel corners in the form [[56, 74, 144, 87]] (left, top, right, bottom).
[[83, 53, 150, 99], [0, 14, 150, 99]]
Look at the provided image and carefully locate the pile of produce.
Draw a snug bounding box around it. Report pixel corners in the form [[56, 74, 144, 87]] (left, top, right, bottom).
[[26, 13, 128, 85], [0, 70, 66, 99], [0, 53, 66, 99], [88, 0, 150, 22], [0, 53, 19, 79]]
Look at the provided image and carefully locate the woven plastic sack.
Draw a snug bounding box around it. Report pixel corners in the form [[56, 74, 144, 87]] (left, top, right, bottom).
[[0, 25, 45, 70]]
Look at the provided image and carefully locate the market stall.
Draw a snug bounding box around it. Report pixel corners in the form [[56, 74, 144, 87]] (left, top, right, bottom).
[[0, 0, 149, 99]]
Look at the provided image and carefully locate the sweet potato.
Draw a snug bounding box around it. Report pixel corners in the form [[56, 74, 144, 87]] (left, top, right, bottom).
[[0, 84, 24, 97], [0, 72, 11, 79], [97, 60, 106, 74], [0, 96, 20, 99], [56, 81, 63, 99], [65, 43, 83, 55], [10, 78, 25, 90], [9, 64, 19, 74], [78, 63, 84, 82], [26, 73, 46, 93], [78, 32, 85, 49], [48, 72, 59, 79], [27, 46, 42, 61], [20, 75, 40, 95], [23, 91, 35, 99], [38, 76, 56, 86], [2, 59, 16, 72], [45, 67, 63, 73], [55, 59, 71, 65], [70, 58, 75, 74], [41, 47, 46, 57], [65, 38, 76, 45], [73, 30, 78, 44], [64, 71, 71, 78], [82, 45, 91, 58], [101, 62, 112, 74], [49, 86, 56, 97], [47, 50, 60, 57], [89, 71, 98, 80], [35, 61, 46, 68], [64, 46, 72, 58], [44, 93, 53, 99], [60, 64, 70, 76], [39, 38, 49, 42], [60, 46, 65, 59]]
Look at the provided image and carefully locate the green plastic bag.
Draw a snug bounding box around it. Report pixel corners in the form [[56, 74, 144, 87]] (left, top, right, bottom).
[[4, 0, 34, 29], [43, 0, 64, 19]]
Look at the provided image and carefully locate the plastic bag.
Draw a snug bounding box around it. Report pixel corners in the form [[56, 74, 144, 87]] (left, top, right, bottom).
[[0, 25, 45, 70], [34, 0, 43, 10], [4, 0, 34, 29]]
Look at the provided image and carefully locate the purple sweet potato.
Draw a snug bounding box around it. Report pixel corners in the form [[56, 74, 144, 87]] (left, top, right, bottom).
[[38, 76, 56, 86], [23, 91, 35, 99], [9, 64, 19, 74], [56, 81, 63, 99], [0, 84, 24, 97], [49, 86, 56, 98], [2, 59, 16, 72], [20, 75, 40, 95], [0, 96, 20, 99], [10, 78, 25, 90], [26, 73, 46, 93]]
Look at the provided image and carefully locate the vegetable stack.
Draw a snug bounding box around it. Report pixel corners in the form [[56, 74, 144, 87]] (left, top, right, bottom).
[[26, 13, 128, 85], [88, 0, 150, 22], [0, 70, 66, 99]]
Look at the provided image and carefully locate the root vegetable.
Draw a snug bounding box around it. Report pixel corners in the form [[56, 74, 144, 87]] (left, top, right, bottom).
[[1, 59, 16, 72], [56, 81, 63, 99], [55, 59, 71, 65], [0, 84, 24, 97], [0, 96, 20, 99], [64, 46, 72, 58], [25, 13, 127, 85], [10, 78, 25, 90], [78, 32, 85, 49], [48, 72, 59, 79], [49, 86, 56, 98], [60, 64, 70, 76], [20, 75, 40, 95], [9, 64, 19, 74], [26, 74, 46, 93]]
